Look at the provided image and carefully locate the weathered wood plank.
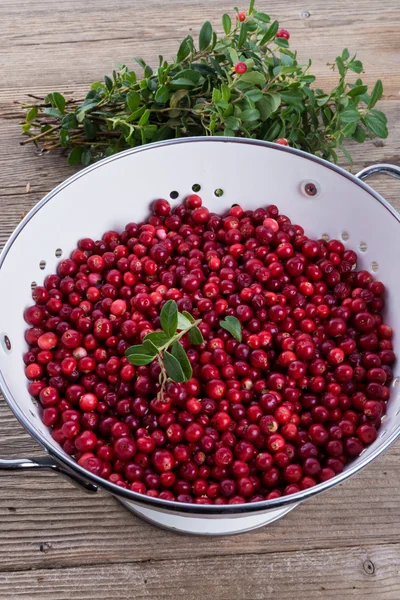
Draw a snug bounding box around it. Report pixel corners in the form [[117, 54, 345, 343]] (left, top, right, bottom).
[[1, 398, 400, 573], [0, 544, 399, 599]]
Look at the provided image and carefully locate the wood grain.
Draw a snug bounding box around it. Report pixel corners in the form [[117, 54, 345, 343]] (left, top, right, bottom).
[[0, 544, 399, 600], [1, 0, 400, 597]]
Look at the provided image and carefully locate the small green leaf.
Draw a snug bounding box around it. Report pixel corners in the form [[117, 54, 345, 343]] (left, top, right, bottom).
[[142, 340, 159, 356], [254, 11, 271, 23], [335, 57, 345, 77], [341, 48, 350, 61], [189, 326, 204, 345], [338, 143, 353, 166], [144, 331, 170, 347], [26, 106, 38, 122], [220, 316, 242, 342], [241, 108, 260, 122], [256, 93, 281, 120], [339, 107, 360, 123], [155, 85, 170, 104], [238, 21, 247, 47], [67, 147, 83, 166], [177, 312, 193, 330], [126, 344, 149, 356], [279, 90, 303, 105], [237, 71, 266, 86], [182, 311, 195, 324], [224, 116, 240, 130], [138, 108, 150, 126], [352, 124, 366, 143], [348, 60, 363, 74], [81, 149, 92, 166], [160, 300, 178, 337], [164, 350, 186, 383], [368, 80, 383, 109], [199, 21, 212, 51], [177, 36, 193, 62], [342, 121, 357, 137], [248, 0, 255, 14], [259, 20, 279, 45], [347, 84, 368, 98], [43, 107, 64, 119], [127, 353, 155, 366], [171, 342, 192, 381], [83, 119, 97, 140], [126, 91, 141, 112], [364, 109, 388, 138], [274, 38, 289, 48], [221, 84, 231, 102], [59, 128, 70, 147], [104, 75, 113, 91], [62, 113, 78, 129], [222, 13, 232, 35]]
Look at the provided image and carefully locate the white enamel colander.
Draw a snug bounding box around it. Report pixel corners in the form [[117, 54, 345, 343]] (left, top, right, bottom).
[[0, 138, 399, 535]]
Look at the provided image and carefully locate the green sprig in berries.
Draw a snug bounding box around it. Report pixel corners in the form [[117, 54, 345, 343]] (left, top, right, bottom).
[[126, 301, 203, 396]]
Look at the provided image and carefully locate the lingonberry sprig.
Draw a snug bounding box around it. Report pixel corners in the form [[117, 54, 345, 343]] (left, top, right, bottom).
[[18, 2, 387, 166], [126, 300, 203, 395]]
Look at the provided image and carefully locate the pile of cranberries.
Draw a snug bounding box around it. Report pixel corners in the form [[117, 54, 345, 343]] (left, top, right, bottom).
[[23, 195, 395, 505]]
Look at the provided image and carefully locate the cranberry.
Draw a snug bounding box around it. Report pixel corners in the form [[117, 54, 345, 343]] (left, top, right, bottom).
[[234, 62, 247, 75]]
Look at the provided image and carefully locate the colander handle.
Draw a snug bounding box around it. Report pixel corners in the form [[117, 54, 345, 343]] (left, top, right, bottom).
[[356, 163, 400, 181], [0, 456, 98, 493]]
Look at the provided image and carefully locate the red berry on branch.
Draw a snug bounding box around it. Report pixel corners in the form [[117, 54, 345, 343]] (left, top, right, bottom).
[[276, 29, 290, 40], [234, 62, 247, 75]]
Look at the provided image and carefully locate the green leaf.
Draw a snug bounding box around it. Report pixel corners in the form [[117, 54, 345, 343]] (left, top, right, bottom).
[[342, 121, 357, 137], [81, 149, 92, 166], [349, 60, 363, 74], [126, 353, 155, 366], [256, 93, 281, 120], [62, 113, 78, 129], [182, 311, 195, 324], [339, 107, 360, 123], [364, 109, 388, 138], [188, 326, 204, 345], [144, 331, 170, 347], [43, 107, 64, 119], [238, 71, 266, 86], [220, 316, 242, 342], [238, 21, 247, 47], [274, 38, 289, 48], [222, 13, 232, 35], [59, 128, 70, 147], [26, 106, 38, 122], [46, 92, 66, 114], [138, 109, 150, 126], [67, 147, 83, 166], [352, 124, 366, 143], [171, 342, 192, 381], [338, 143, 353, 166], [254, 11, 271, 23], [241, 108, 260, 122], [177, 312, 193, 330], [347, 84, 368, 97], [224, 115, 240, 130], [125, 345, 155, 365], [341, 48, 350, 61], [280, 90, 303, 105], [104, 75, 113, 91], [259, 20, 279, 45], [335, 56, 345, 77], [368, 80, 383, 109], [221, 84, 231, 102], [164, 350, 186, 383], [83, 119, 97, 140], [199, 21, 212, 51], [126, 91, 141, 112], [177, 36, 193, 62], [248, 0, 255, 14], [160, 300, 178, 337], [142, 339, 159, 356]]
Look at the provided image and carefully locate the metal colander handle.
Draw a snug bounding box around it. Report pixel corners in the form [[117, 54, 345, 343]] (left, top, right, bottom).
[[357, 163, 400, 181]]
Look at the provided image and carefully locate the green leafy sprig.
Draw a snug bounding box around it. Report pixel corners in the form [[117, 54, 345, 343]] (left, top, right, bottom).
[[19, 3, 387, 167], [220, 316, 242, 342], [126, 301, 203, 395]]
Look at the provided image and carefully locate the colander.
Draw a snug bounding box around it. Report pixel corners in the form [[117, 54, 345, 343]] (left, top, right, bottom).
[[0, 138, 399, 536]]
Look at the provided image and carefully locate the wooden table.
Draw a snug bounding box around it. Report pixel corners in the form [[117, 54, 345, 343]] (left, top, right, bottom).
[[1, 1, 400, 598]]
